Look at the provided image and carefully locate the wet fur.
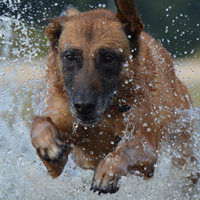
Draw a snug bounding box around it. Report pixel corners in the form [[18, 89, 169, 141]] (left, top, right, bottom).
[[30, 0, 195, 194]]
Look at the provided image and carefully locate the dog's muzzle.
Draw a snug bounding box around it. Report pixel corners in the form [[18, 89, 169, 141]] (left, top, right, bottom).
[[72, 93, 104, 126]]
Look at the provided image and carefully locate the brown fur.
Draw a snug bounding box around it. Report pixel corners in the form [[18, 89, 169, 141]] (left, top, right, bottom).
[[30, 0, 195, 194]]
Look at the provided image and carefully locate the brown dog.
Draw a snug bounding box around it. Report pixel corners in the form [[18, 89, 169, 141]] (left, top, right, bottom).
[[30, 0, 194, 194]]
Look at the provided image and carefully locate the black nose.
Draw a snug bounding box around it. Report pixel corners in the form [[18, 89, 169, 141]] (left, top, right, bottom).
[[74, 102, 96, 115]]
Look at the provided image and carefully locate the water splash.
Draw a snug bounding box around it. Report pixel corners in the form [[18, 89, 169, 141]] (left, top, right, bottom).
[[0, 16, 34, 62], [72, 120, 79, 135], [1, 3, 200, 200]]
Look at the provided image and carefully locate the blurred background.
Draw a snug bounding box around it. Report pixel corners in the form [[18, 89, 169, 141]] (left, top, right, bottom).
[[0, 1, 200, 199], [1, 0, 200, 58]]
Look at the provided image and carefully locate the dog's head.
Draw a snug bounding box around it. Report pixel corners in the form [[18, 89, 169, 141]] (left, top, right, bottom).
[[46, 0, 144, 126]]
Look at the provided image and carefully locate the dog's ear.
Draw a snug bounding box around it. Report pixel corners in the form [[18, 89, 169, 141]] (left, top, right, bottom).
[[66, 7, 80, 17], [45, 7, 80, 51], [115, 0, 144, 36], [45, 16, 68, 51]]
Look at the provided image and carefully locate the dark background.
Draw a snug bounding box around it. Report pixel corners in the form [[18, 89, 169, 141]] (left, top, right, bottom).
[[1, 0, 200, 58]]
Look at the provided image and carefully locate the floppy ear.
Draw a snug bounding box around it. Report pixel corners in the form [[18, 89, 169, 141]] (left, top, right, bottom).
[[115, 0, 144, 36], [45, 16, 68, 51]]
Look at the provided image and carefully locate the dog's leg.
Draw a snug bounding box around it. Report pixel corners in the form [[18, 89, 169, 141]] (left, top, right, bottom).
[[91, 132, 157, 194], [30, 116, 69, 178]]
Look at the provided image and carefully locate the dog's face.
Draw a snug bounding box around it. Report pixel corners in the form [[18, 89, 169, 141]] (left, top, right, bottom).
[[58, 12, 130, 126], [46, 1, 144, 126]]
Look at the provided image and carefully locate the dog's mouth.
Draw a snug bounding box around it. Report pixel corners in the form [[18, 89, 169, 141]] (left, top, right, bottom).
[[76, 116, 101, 126], [69, 101, 103, 126]]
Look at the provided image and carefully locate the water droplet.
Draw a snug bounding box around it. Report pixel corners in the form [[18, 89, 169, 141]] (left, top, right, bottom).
[[143, 123, 148, 127], [129, 79, 133, 82], [149, 82, 153, 87], [122, 99, 126, 103], [129, 55, 133, 61], [109, 172, 114, 177], [124, 62, 129, 67], [113, 90, 117, 95], [72, 121, 79, 134], [149, 193, 153, 198], [135, 170, 140, 175], [119, 48, 123, 52], [127, 193, 132, 197], [147, 128, 151, 132], [70, 143, 74, 148]]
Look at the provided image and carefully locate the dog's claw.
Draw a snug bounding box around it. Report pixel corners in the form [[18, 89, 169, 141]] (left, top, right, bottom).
[[61, 145, 67, 152], [43, 154, 51, 162], [90, 183, 95, 191], [91, 175, 119, 194], [91, 181, 119, 195], [92, 185, 98, 193], [110, 185, 119, 194], [98, 189, 103, 195]]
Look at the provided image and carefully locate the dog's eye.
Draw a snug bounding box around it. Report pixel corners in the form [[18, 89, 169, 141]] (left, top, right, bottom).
[[65, 54, 75, 62], [104, 55, 115, 64]]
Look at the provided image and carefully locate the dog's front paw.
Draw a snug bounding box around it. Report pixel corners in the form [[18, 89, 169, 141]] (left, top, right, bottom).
[[30, 116, 67, 162], [90, 152, 128, 194]]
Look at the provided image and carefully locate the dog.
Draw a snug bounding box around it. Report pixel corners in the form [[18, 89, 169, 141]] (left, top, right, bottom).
[[30, 0, 195, 194]]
